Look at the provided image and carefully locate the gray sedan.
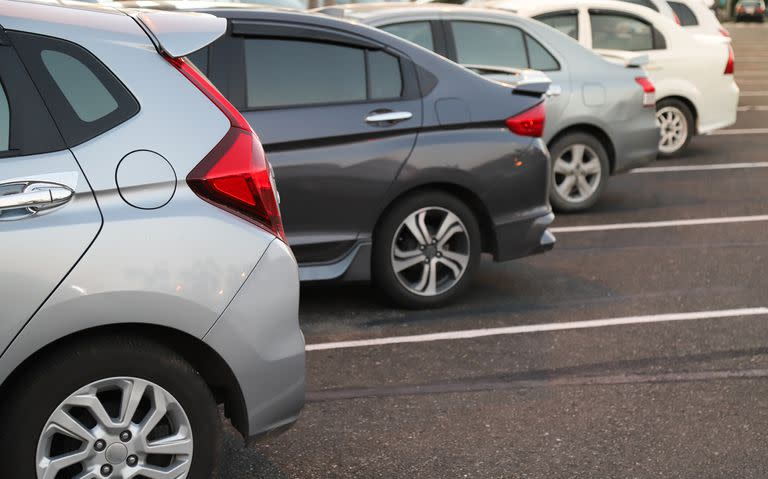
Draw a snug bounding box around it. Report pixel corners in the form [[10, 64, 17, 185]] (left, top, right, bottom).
[[323, 4, 660, 211]]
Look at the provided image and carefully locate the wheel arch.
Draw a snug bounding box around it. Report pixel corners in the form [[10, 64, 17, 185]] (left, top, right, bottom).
[[0, 323, 250, 438], [375, 182, 496, 254], [657, 95, 699, 134], [548, 123, 617, 173]]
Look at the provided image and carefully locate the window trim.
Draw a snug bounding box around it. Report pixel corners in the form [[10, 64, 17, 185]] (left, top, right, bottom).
[[235, 32, 419, 112], [534, 10, 580, 41], [588, 9, 667, 51]]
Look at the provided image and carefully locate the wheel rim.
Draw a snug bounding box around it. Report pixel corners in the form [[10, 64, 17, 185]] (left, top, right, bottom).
[[391, 206, 470, 297], [552, 143, 602, 204], [656, 106, 689, 154], [36, 377, 193, 479]]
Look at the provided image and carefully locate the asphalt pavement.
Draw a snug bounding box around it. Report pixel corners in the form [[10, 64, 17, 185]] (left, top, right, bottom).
[[222, 22, 768, 478]]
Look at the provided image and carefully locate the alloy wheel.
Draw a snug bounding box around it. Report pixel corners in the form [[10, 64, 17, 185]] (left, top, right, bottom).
[[391, 207, 471, 297], [36, 377, 193, 479], [656, 106, 689, 154], [552, 143, 602, 204]]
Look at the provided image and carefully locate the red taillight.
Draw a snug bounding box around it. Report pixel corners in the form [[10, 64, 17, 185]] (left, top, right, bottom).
[[673, 13, 681, 24], [725, 44, 735, 75], [719, 26, 731, 37], [635, 77, 656, 107], [165, 55, 286, 242], [506, 102, 545, 137]]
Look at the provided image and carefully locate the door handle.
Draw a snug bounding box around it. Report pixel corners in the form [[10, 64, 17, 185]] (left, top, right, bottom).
[[365, 111, 413, 125], [0, 182, 74, 212]]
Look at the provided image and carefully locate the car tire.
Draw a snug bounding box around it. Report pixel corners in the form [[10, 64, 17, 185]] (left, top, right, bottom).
[[0, 337, 222, 479], [656, 98, 694, 157], [373, 190, 481, 309], [548, 132, 610, 213]]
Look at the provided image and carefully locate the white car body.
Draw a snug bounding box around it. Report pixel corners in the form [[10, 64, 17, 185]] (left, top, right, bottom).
[[667, 0, 731, 37], [470, 0, 679, 22], [490, 0, 738, 137]]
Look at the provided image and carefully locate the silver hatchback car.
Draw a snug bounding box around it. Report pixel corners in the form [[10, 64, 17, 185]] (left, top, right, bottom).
[[0, 1, 304, 478]]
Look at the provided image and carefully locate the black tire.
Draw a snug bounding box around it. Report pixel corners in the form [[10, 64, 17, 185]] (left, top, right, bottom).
[[373, 190, 481, 309], [656, 98, 694, 158], [0, 337, 221, 479], [548, 132, 610, 213]]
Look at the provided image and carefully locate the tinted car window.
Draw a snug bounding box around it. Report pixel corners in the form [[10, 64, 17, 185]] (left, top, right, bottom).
[[535, 13, 579, 40], [381, 22, 435, 51], [9, 31, 139, 147], [618, 0, 659, 11], [245, 39, 366, 108], [590, 13, 655, 51], [451, 21, 527, 69], [369, 50, 403, 99], [668, 1, 698, 25], [526, 34, 560, 71], [186, 47, 209, 75], [0, 81, 8, 152]]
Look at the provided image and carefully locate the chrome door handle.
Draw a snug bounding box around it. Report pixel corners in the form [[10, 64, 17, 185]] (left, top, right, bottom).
[[0, 183, 73, 212], [365, 111, 413, 124]]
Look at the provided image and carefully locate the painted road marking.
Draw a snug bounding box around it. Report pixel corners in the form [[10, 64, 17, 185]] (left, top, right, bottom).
[[549, 215, 768, 233], [305, 308, 768, 351], [738, 105, 768, 111], [630, 162, 768, 173]]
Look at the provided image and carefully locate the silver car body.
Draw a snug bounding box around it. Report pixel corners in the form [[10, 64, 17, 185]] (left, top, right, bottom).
[[0, 0, 303, 440], [340, 4, 659, 174]]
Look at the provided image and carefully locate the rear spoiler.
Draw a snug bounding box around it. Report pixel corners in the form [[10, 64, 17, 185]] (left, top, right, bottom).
[[595, 52, 649, 68], [463, 64, 552, 96], [129, 10, 226, 58]]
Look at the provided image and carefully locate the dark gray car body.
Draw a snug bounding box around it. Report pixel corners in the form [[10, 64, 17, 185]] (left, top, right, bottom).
[[148, 6, 555, 281]]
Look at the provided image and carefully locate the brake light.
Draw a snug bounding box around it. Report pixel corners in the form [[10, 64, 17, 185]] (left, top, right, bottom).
[[506, 102, 545, 137], [719, 26, 731, 37], [673, 13, 681, 24], [725, 44, 735, 75], [166, 55, 286, 242], [635, 77, 656, 107]]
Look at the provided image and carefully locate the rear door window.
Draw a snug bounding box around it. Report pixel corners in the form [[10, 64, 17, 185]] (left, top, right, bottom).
[[9, 31, 139, 147], [535, 12, 580, 40], [244, 38, 404, 109], [668, 1, 699, 25], [451, 21, 528, 69], [380, 22, 435, 51], [526, 34, 560, 71], [590, 12, 656, 51], [0, 81, 8, 152]]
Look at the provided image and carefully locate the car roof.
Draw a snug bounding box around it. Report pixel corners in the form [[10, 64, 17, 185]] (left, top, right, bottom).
[[104, 0, 298, 12], [315, 2, 478, 19], [1, 0, 123, 15]]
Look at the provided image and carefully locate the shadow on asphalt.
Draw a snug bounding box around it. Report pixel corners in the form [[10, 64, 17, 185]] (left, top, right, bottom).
[[221, 428, 289, 479]]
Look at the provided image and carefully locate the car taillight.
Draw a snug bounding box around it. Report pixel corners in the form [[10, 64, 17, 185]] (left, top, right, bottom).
[[506, 102, 545, 137], [673, 13, 681, 24], [725, 44, 735, 75], [719, 26, 731, 37], [635, 77, 656, 108], [165, 55, 286, 242]]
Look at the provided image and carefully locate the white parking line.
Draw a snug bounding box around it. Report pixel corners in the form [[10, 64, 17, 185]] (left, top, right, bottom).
[[549, 215, 768, 233], [738, 105, 768, 111], [305, 308, 768, 351], [630, 162, 768, 173], [710, 128, 768, 135]]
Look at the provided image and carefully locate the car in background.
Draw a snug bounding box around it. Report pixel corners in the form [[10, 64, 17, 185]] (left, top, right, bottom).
[[322, 3, 659, 212], [667, 0, 731, 36], [145, 4, 555, 308], [491, 0, 738, 157], [465, 0, 680, 22], [107, 0, 308, 8], [735, 0, 766, 21], [0, 1, 304, 477]]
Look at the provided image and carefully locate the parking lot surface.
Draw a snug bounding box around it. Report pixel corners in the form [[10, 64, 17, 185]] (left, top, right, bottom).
[[222, 23, 768, 478]]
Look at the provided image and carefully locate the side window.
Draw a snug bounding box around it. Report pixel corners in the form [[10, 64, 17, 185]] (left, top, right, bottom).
[[526, 34, 560, 71], [381, 22, 435, 51], [535, 13, 579, 40], [668, 1, 699, 25], [451, 21, 528, 69], [10, 31, 139, 147], [244, 38, 404, 109], [0, 81, 8, 152], [186, 47, 209, 76], [618, 0, 660, 11], [590, 13, 656, 51]]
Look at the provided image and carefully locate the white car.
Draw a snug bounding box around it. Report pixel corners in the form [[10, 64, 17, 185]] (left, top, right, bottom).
[[667, 0, 731, 37], [488, 0, 738, 156], [470, 0, 680, 22]]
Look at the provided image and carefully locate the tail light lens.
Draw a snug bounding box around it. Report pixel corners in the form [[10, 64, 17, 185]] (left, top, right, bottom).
[[725, 44, 735, 75], [719, 26, 731, 37], [166, 56, 286, 242], [635, 77, 656, 107], [506, 102, 546, 137], [673, 13, 681, 24]]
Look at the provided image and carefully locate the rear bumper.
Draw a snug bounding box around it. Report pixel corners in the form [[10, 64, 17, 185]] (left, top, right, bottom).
[[493, 208, 556, 262], [698, 79, 739, 135], [204, 239, 305, 440]]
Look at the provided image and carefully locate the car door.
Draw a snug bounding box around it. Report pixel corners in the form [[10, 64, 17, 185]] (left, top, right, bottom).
[[442, 19, 572, 140], [0, 32, 101, 354], [218, 21, 422, 263]]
